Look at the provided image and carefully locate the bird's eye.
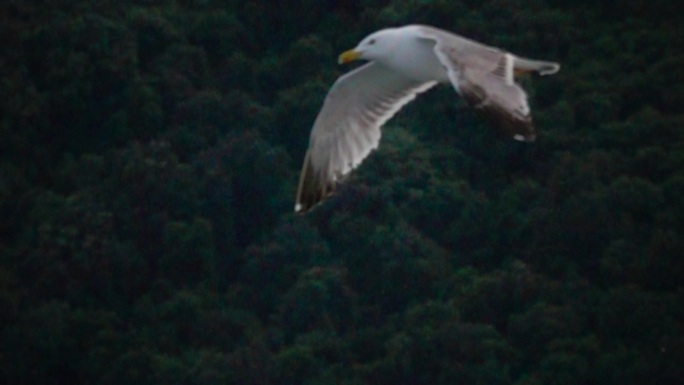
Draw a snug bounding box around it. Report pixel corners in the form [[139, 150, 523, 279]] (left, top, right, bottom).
[[368, 39, 376, 45]]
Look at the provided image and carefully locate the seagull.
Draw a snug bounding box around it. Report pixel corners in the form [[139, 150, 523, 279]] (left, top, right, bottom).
[[295, 24, 560, 213]]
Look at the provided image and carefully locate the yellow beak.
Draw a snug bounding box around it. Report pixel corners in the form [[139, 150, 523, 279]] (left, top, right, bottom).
[[338, 49, 362, 64]]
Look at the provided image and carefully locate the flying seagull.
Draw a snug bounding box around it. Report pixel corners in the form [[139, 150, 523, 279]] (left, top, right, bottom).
[[295, 24, 560, 213]]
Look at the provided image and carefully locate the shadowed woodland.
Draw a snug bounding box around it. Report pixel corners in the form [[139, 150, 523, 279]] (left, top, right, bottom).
[[1, 0, 683, 384]]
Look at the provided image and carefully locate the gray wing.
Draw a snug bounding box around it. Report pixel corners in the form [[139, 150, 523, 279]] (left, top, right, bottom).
[[417, 26, 536, 142], [295, 62, 436, 213]]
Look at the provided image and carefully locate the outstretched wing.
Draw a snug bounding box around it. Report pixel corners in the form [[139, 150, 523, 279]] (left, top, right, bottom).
[[417, 26, 536, 142], [295, 62, 436, 213]]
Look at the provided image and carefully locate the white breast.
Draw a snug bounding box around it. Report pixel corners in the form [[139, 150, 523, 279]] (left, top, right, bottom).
[[383, 35, 449, 83]]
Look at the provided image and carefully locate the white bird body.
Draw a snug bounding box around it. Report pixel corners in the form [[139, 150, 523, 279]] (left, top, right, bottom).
[[365, 27, 451, 83]]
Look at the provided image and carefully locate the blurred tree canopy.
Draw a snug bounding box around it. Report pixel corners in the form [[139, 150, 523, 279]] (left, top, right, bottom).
[[1, 0, 683, 384]]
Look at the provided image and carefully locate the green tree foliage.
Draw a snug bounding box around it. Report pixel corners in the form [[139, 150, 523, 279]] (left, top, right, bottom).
[[1, 0, 683, 384]]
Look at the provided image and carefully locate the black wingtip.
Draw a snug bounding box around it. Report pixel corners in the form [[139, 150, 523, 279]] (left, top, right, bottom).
[[294, 150, 335, 214]]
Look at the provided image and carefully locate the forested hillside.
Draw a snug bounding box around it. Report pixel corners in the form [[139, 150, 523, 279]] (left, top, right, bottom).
[[1, 0, 683, 384]]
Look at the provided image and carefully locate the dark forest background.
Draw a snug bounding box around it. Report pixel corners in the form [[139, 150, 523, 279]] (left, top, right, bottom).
[[1, 0, 683, 384]]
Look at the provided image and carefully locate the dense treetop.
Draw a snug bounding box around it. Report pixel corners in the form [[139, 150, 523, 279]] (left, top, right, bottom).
[[1, 1, 682, 384]]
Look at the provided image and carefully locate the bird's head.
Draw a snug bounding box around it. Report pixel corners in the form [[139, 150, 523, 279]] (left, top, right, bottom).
[[338, 28, 400, 64]]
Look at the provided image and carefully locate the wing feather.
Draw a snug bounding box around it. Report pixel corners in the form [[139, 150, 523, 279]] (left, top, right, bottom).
[[417, 26, 536, 141], [295, 62, 436, 212]]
